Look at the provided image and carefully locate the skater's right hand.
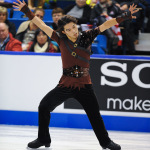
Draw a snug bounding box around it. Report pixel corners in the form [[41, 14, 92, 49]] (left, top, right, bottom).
[[129, 3, 139, 19], [13, 0, 26, 11]]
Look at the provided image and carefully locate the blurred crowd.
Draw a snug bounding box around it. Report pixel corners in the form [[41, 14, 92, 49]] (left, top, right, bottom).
[[0, 0, 150, 55]]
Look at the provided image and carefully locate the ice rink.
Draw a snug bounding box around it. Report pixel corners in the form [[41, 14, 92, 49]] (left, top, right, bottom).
[[0, 125, 150, 150]]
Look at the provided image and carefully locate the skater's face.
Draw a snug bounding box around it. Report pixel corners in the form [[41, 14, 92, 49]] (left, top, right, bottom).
[[62, 22, 79, 41]]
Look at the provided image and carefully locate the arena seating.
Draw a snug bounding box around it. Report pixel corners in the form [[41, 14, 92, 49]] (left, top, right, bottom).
[[43, 9, 53, 21], [7, 8, 107, 54], [7, 9, 53, 30], [91, 35, 107, 54]]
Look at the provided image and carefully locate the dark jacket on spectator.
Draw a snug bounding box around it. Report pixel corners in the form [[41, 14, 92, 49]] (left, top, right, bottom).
[[113, 0, 149, 7], [64, 4, 91, 24], [5, 20, 16, 37], [15, 21, 30, 42], [5, 33, 22, 51], [90, 2, 121, 22], [113, 0, 131, 6]]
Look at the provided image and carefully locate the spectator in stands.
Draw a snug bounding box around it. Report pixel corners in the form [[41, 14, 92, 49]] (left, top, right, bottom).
[[28, 0, 45, 9], [112, 0, 149, 54], [50, 7, 64, 51], [113, 0, 149, 8], [90, 0, 122, 53], [145, 5, 150, 32], [43, 0, 57, 9], [27, 29, 57, 52], [112, 0, 131, 8], [0, 6, 16, 37], [15, 8, 45, 51], [0, 0, 13, 8], [132, 0, 148, 44], [0, 22, 22, 51], [112, 1, 136, 53], [51, 7, 64, 30], [87, 0, 98, 8], [112, 1, 129, 12], [91, 0, 121, 20], [64, 0, 91, 25], [113, 0, 148, 45]]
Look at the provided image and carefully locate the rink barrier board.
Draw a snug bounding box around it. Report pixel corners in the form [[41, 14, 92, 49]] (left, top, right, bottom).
[[0, 52, 150, 132], [1, 51, 150, 60], [0, 110, 150, 132]]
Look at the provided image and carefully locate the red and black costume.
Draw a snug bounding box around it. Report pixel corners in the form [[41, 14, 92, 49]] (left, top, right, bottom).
[[52, 28, 100, 88], [18, 3, 133, 149]]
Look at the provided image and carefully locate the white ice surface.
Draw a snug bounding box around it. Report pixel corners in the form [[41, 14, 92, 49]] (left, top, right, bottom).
[[0, 125, 150, 150]]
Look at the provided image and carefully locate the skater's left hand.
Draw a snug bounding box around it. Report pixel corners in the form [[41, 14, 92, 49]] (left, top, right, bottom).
[[129, 3, 139, 19]]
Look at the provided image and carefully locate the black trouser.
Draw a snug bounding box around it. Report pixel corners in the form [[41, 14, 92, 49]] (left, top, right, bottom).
[[38, 84, 111, 147]]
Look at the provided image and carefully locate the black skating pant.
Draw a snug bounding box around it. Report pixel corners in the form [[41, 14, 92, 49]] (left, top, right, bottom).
[[38, 84, 111, 147]]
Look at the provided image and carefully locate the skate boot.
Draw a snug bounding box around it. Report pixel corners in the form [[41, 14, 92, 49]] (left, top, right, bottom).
[[102, 140, 121, 150], [27, 138, 50, 148]]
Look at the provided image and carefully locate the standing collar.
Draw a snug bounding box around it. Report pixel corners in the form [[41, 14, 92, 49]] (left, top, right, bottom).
[[0, 34, 9, 45], [0, 34, 10, 51]]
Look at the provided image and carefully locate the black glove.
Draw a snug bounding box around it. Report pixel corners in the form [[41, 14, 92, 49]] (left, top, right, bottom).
[[116, 10, 132, 24], [20, 4, 35, 20]]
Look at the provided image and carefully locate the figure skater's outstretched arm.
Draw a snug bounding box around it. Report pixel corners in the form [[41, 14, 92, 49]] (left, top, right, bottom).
[[99, 3, 139, 32], [13, 0, 54, 38]]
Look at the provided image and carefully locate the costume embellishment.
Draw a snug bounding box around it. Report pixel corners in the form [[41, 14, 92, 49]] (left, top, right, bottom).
[[63, 65, 89, 78]]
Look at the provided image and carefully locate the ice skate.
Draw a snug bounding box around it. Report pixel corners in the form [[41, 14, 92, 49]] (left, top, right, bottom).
[[27, 138, 50, 149], [102, 140, 121, 150]]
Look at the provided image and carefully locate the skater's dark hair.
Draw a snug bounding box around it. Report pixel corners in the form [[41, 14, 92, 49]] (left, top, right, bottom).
[[57, 15, 77, 37]]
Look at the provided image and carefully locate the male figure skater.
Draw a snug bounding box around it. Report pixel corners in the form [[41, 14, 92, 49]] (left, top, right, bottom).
[[13, 1, 138, 149]]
